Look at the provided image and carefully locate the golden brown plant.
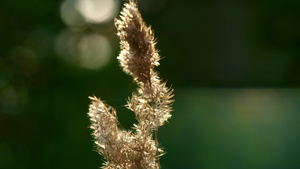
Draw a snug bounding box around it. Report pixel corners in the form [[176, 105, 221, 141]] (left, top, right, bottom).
[[88, 1, 174, 168]]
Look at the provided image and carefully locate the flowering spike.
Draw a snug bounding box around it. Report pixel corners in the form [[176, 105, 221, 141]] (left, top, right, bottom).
[[88, 1, 173, 168]]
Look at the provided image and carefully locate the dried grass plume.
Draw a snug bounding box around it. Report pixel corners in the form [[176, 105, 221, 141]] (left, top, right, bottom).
[[88, 0, 174, 168]]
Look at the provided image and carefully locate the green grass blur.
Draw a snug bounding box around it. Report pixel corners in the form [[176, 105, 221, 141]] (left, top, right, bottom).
[[160, 88, 300, 169]]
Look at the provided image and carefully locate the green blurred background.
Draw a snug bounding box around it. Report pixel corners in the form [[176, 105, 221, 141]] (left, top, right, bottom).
[[1, 0, 300, 168]]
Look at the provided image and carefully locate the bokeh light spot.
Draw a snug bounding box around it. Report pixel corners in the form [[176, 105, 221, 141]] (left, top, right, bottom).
[[9, 47, 38, 77], [60, 0, 118, 26], [55, 30, 111, 69], [77, 33, 111, 69], [77, 0, 119, 24], [60, 0, 85, 26]]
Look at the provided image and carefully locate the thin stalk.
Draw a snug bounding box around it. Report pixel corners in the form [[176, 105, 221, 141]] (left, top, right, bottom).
[[148, 72, 160, 169]]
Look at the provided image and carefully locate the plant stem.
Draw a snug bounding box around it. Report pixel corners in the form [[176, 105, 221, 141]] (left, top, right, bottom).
[[148, 72, 160, 169]]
